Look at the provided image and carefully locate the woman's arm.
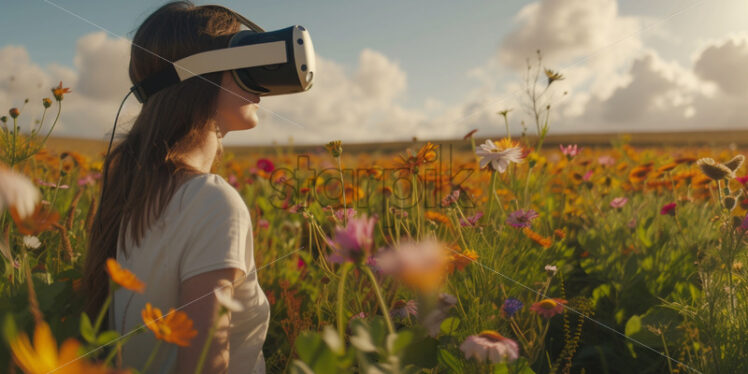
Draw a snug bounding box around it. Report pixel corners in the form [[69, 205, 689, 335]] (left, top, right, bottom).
[[178, 268, 243, 374]]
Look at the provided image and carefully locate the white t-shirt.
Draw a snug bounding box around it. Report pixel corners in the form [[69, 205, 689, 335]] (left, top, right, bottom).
[[109, 173, 270, 374]]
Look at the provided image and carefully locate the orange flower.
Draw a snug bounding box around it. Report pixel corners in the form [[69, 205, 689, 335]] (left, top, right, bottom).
[[51, 81, 71, 101], [522, 227, 552, 249], [553, 229, 566, 239], [448, 246, 479, 273], [8, 321, 110, 374], [106, 258, 145, 293], [424, 211, 451, 226], [10, 203, 59, 235], [141, 303, 198, 347]]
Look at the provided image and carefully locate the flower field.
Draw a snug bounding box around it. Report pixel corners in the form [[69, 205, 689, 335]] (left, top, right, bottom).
[[2, 87, 748, 374]]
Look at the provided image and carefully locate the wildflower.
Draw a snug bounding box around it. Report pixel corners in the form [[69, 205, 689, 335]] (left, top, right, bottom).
[[674, 156, 697, 165], [544, 69, 565, 86], [10, 203, 59, 236], [51, 81, 71, 101], [42, 98, 52, 109], [375, 238, 450, 294], [0, 115, 6, 123], [9, 107, 20, 119], [447, 247, 478, 273], [629, 165, 653, 184], [697, 158, 734, 180], [497, 109, 512, 119], [463, 129, 478, 139], [610, 197, 628, 209], [333, 207, 356, 222], [390, 299, 418, 319], [326, 214, 376, 264], [214, 280, 244, 313], [349, 312, 367, 322], [424, 211, 451, 226], [460, 330, 519, 364], [724, 155, 745, 172], [660, 202, 677, 216], [8, 321, 107, 374], [459, 211, 483, 227], [544, 264, 558, 276], [598, 155, 616, 167], [325, 140, 342, 158], [559, 144, 581, 160], [475, 139, 524, 173], [522, 227, 552, 248], [141, 303, 198, 346], [506, 209, 539, 228], [553, 228, 566, 239], [531, 298, 567, 318], [23, 235, 41, 249], [441, 190, 460, 207], [106, 258, 145, 293], [500, 298, 523, 318], [740, 215, 748, 231], [256, 158, 275, 173], [583, 170, 594, 181], [0, 167, 40, 219], [658, 162, 678, 173]]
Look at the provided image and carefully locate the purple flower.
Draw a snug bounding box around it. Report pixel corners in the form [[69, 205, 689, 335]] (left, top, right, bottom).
[[660, 202, 677, 216], [326, 215, 376, 264], [501, 297, 523, 318], [506, 209, 539, 228], [610, 197, 628, 209], [740, 214, 748, 231], [390, 299, 418, 319], [459, 211, 484, 227]]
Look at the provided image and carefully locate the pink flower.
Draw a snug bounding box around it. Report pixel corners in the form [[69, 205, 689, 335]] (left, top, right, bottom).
[[441, 190, 460, 207], [326, 215, 376, 264], [610, 197, 628, 209], [460, 330, 519, 364], [256, 158, 275, 173], [506, 209, 539, 228], [583, 170, 594, 181], [530, 298, 567, 318], [297, 257, 306, 269], [660, 202, 677, 216], [227, 174, 239, 188], [598, 155, 616, 167], [390, 299, 418, 319], [334, 208, 356, 222], [737, 175, 748, 186], [459, 211, 483, 227], [559, 144, 581, 159], [258, 218, 270, 229]]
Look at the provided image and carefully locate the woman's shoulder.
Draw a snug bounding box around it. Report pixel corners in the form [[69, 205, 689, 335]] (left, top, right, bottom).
[[173, 173, 249, 216]]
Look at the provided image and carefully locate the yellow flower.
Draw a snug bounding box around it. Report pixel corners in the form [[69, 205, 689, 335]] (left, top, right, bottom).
[[51, 81, 72, 101], [141, 303, 198, 347], [106, 258, 145, 293], [544, 69, 565, 86], [8, 321, 109, 374]]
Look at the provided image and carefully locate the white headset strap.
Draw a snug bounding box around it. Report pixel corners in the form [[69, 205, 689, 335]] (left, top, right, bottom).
[[172, 41, 288, 81]]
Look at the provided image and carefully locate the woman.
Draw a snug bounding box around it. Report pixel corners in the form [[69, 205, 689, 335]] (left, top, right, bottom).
[[83, 2, 269, 373]]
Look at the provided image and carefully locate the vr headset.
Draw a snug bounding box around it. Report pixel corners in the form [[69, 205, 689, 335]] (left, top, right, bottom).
[[129, 12, 316, 103]]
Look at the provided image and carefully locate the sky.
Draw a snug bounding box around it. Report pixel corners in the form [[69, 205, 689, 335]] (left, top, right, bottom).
[[1, 0, 747, 145]]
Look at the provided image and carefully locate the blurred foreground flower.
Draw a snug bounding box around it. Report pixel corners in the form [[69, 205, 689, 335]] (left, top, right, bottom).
[[0, 166, 41, 219], [476, 139, 524, 173], [697, 158, 734, 181], [375, 238, 449, 294], [326, 214, 376, 264], [7, 321, 111, 374], [106, 258, 145, 293], [531, 298, 567, 318], [52, 81, 71, 101], [141, 303, 197, 347], [214, 280, 244, 313], [460, 330, 519, 364]]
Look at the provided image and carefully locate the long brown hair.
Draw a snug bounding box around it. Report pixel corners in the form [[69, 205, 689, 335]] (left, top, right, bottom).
[[83, 1, 246, 319]]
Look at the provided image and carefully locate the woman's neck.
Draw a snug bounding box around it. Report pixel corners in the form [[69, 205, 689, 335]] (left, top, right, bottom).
[[179, 126, 222, 174]]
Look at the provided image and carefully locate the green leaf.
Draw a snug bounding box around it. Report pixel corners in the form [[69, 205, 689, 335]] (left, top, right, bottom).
[[625, 315, 642, 337], [401, 335, 438, 369], [95, 330, 120, 346], [437, 348, 463, 373], [388, 330, 413, 355], [439, 317, 460, 336], [3, 314, 18, 343], [80, 312, 95, 344]]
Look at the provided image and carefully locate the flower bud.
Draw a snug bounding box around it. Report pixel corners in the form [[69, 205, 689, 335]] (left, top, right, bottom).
[[42, 98, 52, 108], [724, 196, 737, 211], [9, 108, 20, 119], [0, 116, 6, 123]]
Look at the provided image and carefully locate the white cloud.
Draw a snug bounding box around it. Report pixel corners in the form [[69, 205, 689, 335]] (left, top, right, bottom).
[[693, 34, 748, 97]]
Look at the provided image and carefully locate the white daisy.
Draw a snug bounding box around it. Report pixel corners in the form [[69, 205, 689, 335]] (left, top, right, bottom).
[[475, 139, 524, 173], [460, 330, 519, 364], [0, 167, 41, 219], [23, 235, 41, 249]]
